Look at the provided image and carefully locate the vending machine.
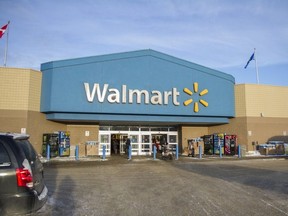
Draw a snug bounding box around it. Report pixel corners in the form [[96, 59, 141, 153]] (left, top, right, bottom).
[[202, 135, 213, 155], [224, 135, 237, 155], [58, 131, 70, 157], [213, 133, 224, 154], [42, 133, 59, 157]]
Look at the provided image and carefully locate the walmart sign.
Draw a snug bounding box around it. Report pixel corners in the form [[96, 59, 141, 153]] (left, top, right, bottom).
[[84, 82, 208, 113]]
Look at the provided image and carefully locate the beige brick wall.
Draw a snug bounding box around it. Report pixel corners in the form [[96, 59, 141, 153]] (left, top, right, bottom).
[[0, 67, 42, 111], [245, 117, 288, 149], [28, 70, 42, 111], [0, 110, 28, 133], [67, 125, 99, 145], [209, 117, 249, 150], [232, 84, 288, 151], [67, 125, 99, 157], [235, 84, 288, 118], [181, 126, 208, 152], [27, 111, 67, 153], [208, 116, 288, 152], [0, 109, 66, 153], [235, 85, 246, 117], [212, 84, 288, 151], [0, 67, 66, 154]]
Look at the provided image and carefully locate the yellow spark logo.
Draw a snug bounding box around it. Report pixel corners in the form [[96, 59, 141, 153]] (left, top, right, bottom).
[[183, 82, 208, 113]]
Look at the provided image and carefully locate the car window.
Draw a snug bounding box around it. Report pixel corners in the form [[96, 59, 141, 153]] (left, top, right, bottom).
[[16, 140, 37, 162], [0, 142, 11, 167]]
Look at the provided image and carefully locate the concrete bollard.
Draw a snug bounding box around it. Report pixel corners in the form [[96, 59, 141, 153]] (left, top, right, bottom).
[[153, 145, 156, 160], [175, 145, 179, 160]]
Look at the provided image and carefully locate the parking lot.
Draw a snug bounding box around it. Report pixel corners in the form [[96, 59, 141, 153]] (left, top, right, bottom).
[[36, 156, 288, 216]]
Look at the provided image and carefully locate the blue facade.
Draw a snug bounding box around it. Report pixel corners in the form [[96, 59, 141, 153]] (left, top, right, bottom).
[[41, 50, 235, 125]]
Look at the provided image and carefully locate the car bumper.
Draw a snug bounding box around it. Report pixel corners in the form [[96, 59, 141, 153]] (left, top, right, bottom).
[[0, 186, 48, 215], [33, 185, 48, 212]]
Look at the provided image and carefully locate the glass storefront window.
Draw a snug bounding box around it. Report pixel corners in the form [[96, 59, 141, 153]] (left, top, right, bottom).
[[100, 134, 109, 143], [169, 127, 178, 131], [130, 135, 138, 143], [169, 135, 177, 143], [142, 135, 150, 143], [141, 144, 150, 153]]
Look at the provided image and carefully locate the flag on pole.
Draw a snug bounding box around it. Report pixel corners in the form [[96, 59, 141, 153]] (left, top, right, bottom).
[[244, 48, 260, 84], [0, 22, 9, 39], [1, 21, 10, 66], [244, 52, 255, 69]]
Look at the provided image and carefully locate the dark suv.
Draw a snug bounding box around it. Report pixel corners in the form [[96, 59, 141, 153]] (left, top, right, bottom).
[[0, 133, 48, 215]]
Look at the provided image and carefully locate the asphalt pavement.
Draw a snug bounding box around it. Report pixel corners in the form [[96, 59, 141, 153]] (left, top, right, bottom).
[[35, 155, 288, 216]]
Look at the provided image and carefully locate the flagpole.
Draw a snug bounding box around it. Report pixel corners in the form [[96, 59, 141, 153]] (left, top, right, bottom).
[[254, 48, 259, 84], [3, 21, 10, 67]]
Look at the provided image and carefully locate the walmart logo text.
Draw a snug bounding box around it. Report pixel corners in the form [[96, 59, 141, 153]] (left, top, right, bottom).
[[84, 83, 180, 106], [84, 82, 209, 113]]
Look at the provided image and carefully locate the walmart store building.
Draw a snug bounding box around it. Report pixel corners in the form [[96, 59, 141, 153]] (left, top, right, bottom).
[[1, 50, 287, 156]]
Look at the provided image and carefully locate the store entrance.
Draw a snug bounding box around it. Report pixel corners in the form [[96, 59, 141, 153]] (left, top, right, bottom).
[[99, 126, 178, 156], [152, 134, 168, 152], [111, 134, 128, 155]]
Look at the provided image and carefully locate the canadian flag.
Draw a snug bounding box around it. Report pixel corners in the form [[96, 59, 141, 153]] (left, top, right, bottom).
[[0, 22, 9, 39]]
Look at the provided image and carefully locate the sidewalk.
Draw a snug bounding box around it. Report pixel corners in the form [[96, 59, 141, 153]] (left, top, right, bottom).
[[40, 153, 288, 165]]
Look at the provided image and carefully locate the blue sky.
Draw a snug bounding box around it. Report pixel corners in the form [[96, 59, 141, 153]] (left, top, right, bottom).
[[0, 0, 287, 86]]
